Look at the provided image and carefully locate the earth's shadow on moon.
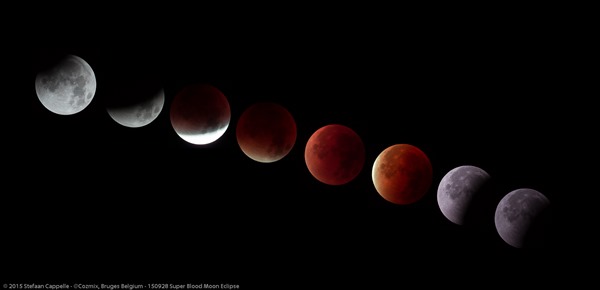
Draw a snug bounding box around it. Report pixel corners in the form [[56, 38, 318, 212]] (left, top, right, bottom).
[[101, 54, 165, 110], [33, 51, 71, 75], [103, 75, 164, 110], [458, 175, 501, 246], [522, 204, 552, 249]]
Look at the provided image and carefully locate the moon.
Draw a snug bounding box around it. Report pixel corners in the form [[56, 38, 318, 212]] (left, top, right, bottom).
[[304, 124, 365, 185], [35, 54, 97, 115], [437, 165, 490, 225], [107, 88, 165, 128], [170, 84, 231, 145], [236, 102, 297, 163], [372, 144, 433, 205], [495, 188, 550, 248], [104, 65, 165, 128]]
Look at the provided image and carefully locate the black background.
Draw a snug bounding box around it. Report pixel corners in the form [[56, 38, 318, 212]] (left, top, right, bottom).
[[13, 4, 584, 288]]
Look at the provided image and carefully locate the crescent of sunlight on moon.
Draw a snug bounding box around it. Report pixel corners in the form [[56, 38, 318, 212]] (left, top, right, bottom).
[[35, 54, 97, 115], [178, 127, 230, 145]]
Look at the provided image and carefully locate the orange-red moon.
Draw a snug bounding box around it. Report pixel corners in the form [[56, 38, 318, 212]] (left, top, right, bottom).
[[236, 102, 297, 163], [372, 144, 433, 205], [305, 124, 365, 185]]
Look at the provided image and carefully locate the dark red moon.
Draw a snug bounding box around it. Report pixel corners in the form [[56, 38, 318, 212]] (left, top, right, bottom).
[[304, 124, 365, 185], [236, 102, 297, 163], [170, 83, 231, 145], [372, 144, 433, 205]]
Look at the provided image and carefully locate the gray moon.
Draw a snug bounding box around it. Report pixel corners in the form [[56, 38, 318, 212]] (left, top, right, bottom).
[[437, 165, 490, 225], [35, 55, 96, 115], [107, 89, 165, 128], [495, 188, 550, 248]]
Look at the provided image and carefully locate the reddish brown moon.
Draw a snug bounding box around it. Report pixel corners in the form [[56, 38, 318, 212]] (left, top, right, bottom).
[[170, 83, 231, 145], [305, 124, 365, 185], [372, 144, 433, 205], [236, 102, 297, 163]]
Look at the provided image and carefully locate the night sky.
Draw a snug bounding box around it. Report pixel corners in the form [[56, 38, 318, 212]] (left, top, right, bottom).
[[15, 8, 579, 287]]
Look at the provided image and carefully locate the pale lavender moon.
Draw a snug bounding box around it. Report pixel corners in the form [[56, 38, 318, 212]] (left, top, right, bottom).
[[437, 165, 490, 225], [494, 188, 550, 248]]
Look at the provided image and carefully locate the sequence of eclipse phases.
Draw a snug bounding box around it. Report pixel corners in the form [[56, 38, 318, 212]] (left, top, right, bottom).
[[34, 53, 550, 250]]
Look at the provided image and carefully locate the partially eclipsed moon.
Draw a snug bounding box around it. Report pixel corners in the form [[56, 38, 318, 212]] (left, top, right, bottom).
[[372, 144, 432, 205], [170, 83, 231, 145], [35, 54, 96, 115], [437, 165, 490, 225], [107, 89, 165, 128], [495, 188, 550, 248]]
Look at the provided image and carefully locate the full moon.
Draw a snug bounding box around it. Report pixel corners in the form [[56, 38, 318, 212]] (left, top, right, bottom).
[[304, 124, 365, 185], [34, 54, 97, 115], [372, 144, 433, 205], [495, 188, 550, 248], [170, 84, 231, 145], [236, 102, 297, 163], [437, 165, 490, 225]]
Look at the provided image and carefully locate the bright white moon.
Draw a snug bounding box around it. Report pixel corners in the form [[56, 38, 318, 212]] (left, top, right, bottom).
[[35, 55, 96, 115], [176, 124, 229, 145]]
